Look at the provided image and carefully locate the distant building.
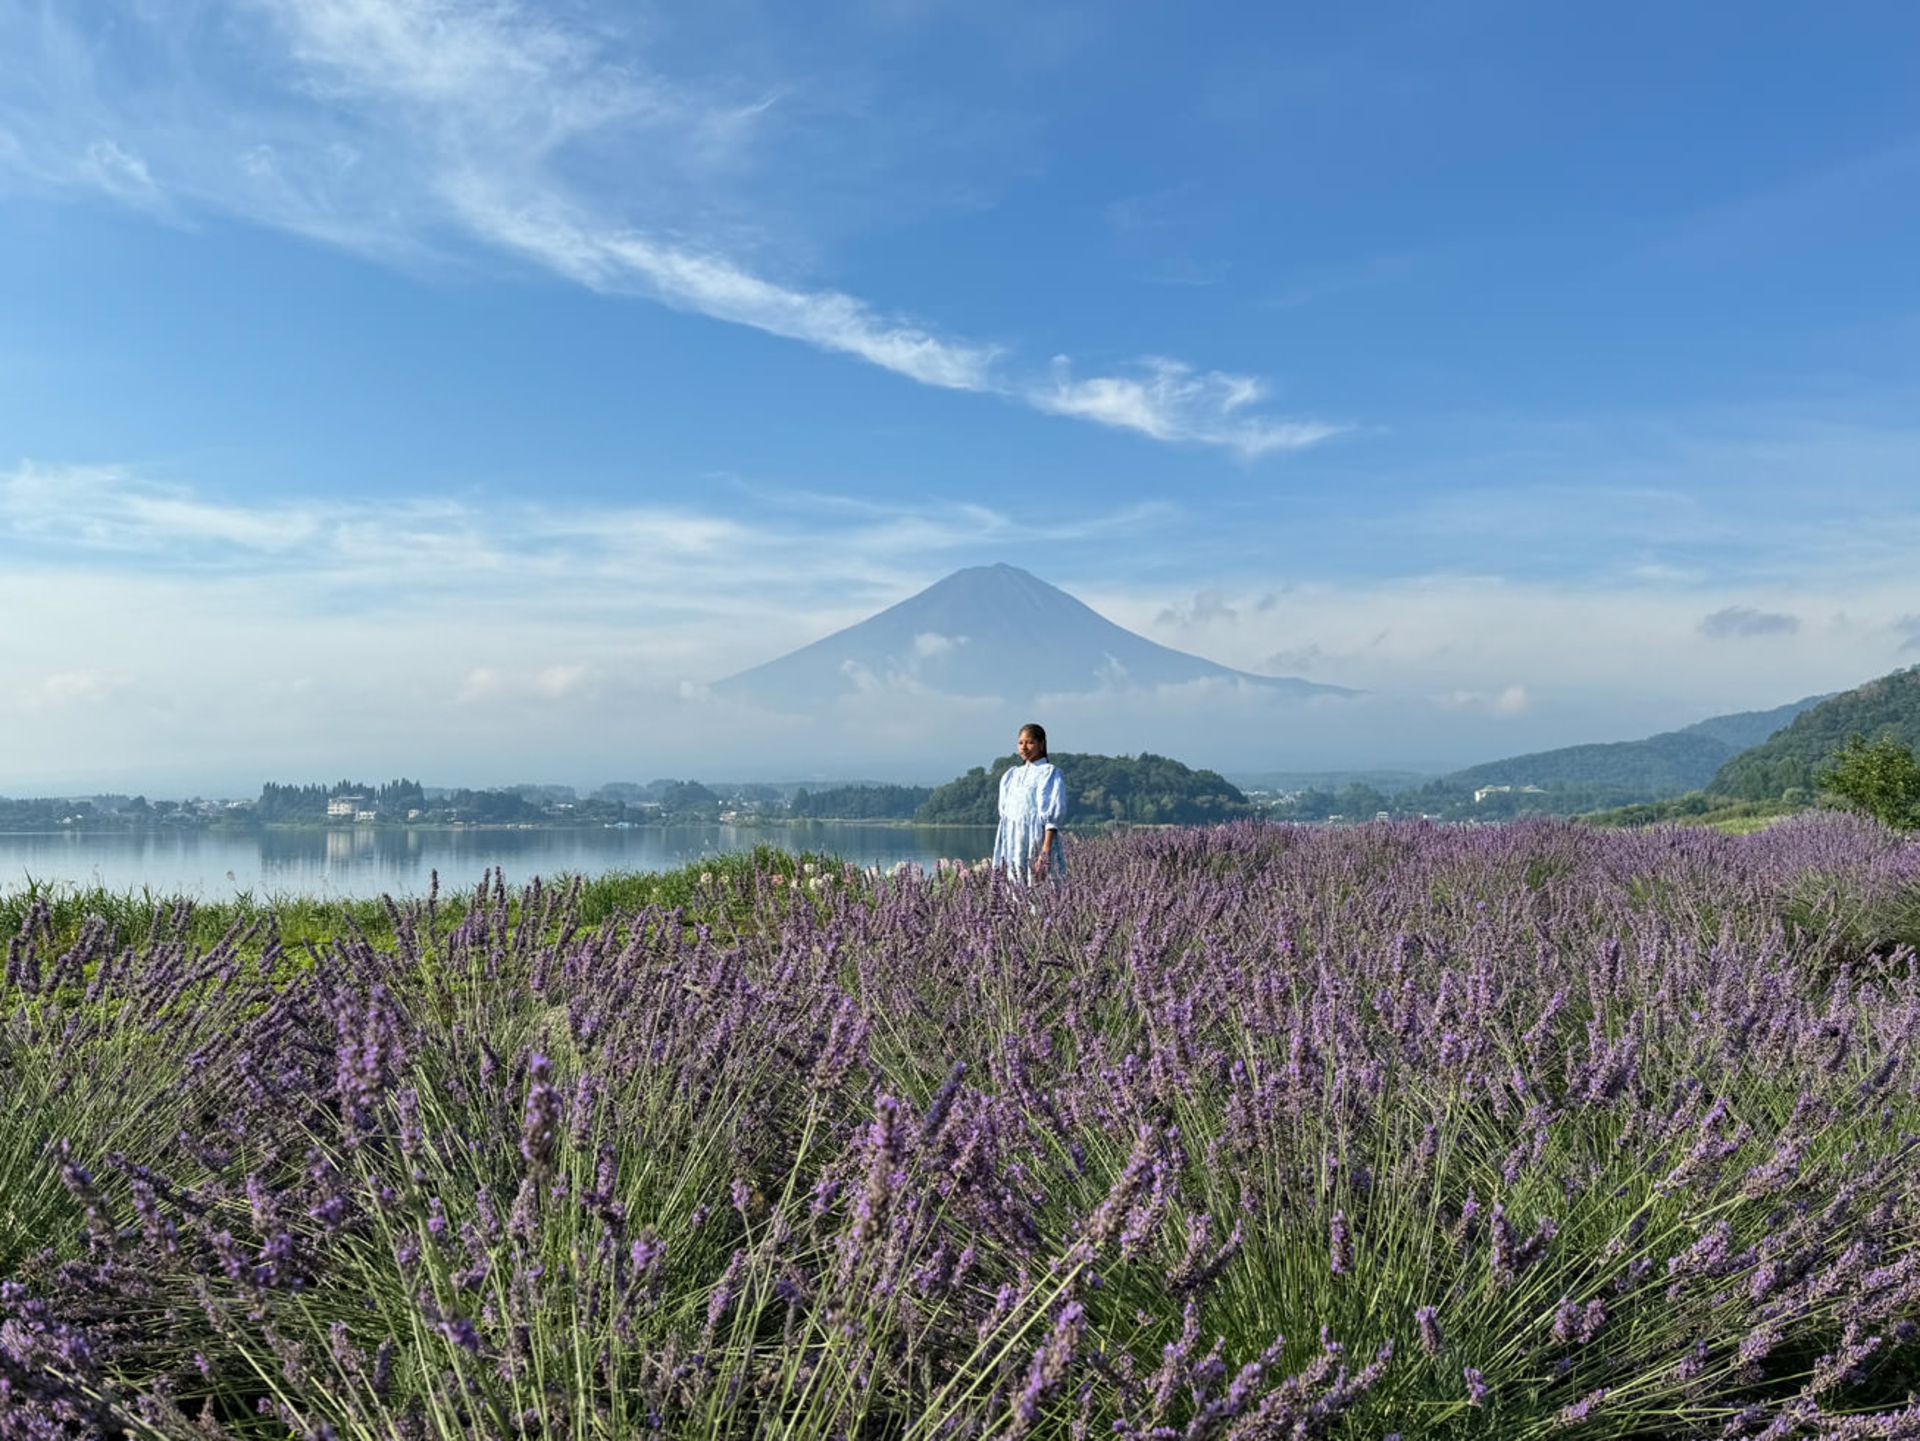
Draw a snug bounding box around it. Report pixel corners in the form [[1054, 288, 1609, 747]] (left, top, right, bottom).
[[355, 808, 379, 823], [1474, 783, 1547, 804], [327, 795, 367, 818]]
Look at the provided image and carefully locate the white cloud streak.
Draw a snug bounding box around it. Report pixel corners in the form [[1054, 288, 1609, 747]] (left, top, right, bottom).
[[79, 138, 166, 209], [453, 187, 1002, 391], [0, 459, 1173, 639], [1032, 357, 1347, 457], [0, 0, 1340, 454]]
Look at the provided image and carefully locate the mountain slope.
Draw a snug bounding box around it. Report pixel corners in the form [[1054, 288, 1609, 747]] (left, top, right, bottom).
[[1708, 667, 1920, 800], [1678, 696, 1832, 751], [1442, 692, 1827, 798], [714, 563, 1351, 709]]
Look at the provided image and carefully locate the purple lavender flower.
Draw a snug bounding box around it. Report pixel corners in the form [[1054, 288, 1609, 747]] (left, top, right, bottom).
[[1010, 1301, 1086, 1437], [1551, 1295, 1580, 1344], [436, 1314, 482, 1353], [520, 1053, 563, 1173], [1463, 1366, 1490, 1407], [1577, 1299, 1607, 1344], [1555, 1388, 1606, 1427], [1329, 1210, 1353, 1277], [1415, 1305, 1443, 1355]]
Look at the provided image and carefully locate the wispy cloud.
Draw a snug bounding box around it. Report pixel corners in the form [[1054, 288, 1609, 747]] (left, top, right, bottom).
[[0, 0, 1340, 454], [1155, 588, 1239, 627], [78, 138, 168, 211], [1091, 572, 1920, 734], [20, 668, 127, 712], [1032, 357, 1346, 457], [1698, 605, 1800, 640], [1437, 684, 1532, 716], [0, 459, 1171, 636], [455, 188, 1002, 391]]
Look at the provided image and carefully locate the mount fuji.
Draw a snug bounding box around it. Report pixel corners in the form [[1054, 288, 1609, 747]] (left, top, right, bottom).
[[713, 564, 1352, 711]]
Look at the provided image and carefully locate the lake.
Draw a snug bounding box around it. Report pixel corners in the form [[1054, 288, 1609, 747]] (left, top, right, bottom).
[[0, 824, 998, 900]]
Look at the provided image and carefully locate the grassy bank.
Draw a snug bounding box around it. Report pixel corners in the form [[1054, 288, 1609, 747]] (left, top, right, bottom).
[[0, 845, 847, 953]]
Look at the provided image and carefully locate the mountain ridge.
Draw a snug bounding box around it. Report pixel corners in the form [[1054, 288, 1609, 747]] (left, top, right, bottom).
[[1438, 693, 1828, 798], [1708, 667, 1920, 799], [714, 563, 1352, 710]]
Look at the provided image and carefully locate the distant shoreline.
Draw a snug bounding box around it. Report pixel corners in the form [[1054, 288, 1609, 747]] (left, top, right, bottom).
[[0, 818, 1005, 837]]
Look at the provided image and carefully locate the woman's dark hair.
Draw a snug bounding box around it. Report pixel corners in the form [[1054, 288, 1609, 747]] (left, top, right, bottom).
[[1019, 722, 1048, 756]]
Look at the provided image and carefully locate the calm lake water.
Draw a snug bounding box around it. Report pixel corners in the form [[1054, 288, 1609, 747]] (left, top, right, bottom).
[[0, 824, 997, 901]]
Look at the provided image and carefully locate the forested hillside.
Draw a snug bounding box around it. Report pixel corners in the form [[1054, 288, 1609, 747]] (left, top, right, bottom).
[[1679, 695, 1832, 751], [1709, 667, 1920, 800], [1443, 730, 1737, 797], [1440, 693, 1823, 798], [915, 752, 1253, 826], [788, 784, 931, 819]]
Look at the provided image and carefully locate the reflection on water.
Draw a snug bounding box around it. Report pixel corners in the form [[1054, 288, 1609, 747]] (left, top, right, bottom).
[[0, 824, 995, 901]]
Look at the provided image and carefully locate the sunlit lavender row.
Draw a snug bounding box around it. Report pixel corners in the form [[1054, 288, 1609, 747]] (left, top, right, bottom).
[[5, 816, 1920, 1438]]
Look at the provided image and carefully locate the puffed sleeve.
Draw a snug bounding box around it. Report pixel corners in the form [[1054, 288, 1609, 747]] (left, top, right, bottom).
[[997, 766, 1012, 819], [1037, 766, 1065, 827]]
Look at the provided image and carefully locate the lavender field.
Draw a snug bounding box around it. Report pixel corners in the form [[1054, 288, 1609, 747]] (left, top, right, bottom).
[[5, 818, 1920, 1438]]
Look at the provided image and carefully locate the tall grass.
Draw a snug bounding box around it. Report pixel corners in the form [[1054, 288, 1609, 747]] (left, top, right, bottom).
[[0, 846, 842, 953]]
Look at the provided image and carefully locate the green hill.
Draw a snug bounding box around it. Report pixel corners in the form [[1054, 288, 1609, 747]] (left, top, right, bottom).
[[1441, 694, 1824, 799], [1445, 730, 1738, 797], [916, 752, 1253, 826], [1679, 696, 1831, 752], [1708, 666, 1920, 800], [788, 784, 931, 819]]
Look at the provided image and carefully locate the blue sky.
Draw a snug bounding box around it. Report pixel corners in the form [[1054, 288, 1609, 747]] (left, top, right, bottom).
[[3, 0, 1918, 789]]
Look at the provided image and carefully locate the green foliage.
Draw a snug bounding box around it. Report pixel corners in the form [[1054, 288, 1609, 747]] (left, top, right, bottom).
[[253, 778, 425, 820], [1818, 732, 1920, 829], [1710, 666, 1920, 800], [788, 784, 932, 819], [654, 779, 719, 813], [1579, 791, 1804, 829], [913, 751, 1253, 826]]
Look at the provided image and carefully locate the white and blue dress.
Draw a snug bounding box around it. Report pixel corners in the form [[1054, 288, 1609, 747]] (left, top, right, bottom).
[[993, 759, 1066, 881]]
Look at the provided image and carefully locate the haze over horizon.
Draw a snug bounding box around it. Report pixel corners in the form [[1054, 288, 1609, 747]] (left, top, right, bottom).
[[4, 2, 1919, 794]]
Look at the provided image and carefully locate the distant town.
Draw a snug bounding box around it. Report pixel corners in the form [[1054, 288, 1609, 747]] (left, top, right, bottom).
[[0, 778, 804, 833], [0, 765, 1594, 833]]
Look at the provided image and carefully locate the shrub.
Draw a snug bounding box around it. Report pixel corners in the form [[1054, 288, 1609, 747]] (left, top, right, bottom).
[[1820, 733, 1920, 830]]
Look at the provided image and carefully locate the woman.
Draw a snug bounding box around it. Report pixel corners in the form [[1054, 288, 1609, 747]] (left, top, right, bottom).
[[993, 723, 1066, 882]]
